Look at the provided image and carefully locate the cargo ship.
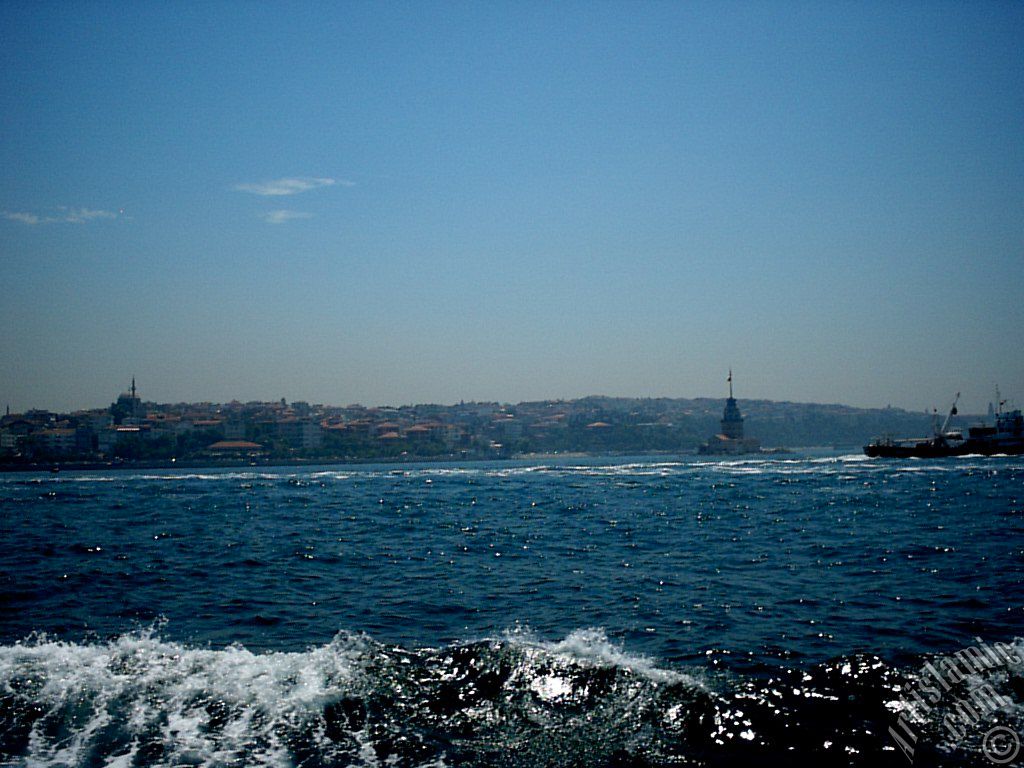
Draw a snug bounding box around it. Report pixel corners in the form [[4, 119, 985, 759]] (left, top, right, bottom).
[[864, 392, 1024, 458]]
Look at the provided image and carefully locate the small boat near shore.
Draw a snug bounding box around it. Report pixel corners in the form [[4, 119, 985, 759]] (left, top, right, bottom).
[[864, 392, 1024, 458]]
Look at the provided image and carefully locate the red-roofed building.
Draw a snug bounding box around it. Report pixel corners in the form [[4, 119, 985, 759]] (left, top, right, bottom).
[[205, 440, 266, 457]]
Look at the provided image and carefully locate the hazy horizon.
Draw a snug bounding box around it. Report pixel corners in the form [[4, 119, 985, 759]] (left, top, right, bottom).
[[3, 375, 1001, 419], [2, 3, 1021, 416]]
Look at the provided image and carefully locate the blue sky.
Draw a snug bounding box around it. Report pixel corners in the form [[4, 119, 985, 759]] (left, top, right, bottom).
[[1, 1, 1021, 414]]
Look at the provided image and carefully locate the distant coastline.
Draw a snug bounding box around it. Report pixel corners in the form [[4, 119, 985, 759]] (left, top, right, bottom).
[[2, 387, 968, 472]]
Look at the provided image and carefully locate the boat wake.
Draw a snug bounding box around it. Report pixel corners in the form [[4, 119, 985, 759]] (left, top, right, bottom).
[[2, 628, 1021, 766]]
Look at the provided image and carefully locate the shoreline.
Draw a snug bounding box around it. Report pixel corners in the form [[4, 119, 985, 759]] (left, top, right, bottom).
[[0, 451, 675, 474], [0, 446, 844, 475]]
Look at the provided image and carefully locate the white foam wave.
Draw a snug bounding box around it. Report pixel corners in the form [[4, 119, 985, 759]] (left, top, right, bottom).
[[19, 453, 1003, 489], [0, 626, 713, 767], [501, 627, 696, 687], [0, 630, 370, 767]]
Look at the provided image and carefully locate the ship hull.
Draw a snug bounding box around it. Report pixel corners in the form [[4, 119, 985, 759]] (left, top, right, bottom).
[[865, 401, 1024, 458], [864, 438, 1024, 458], [863, 441, 965, 459]]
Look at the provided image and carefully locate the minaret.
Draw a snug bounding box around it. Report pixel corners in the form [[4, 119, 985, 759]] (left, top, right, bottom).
[[720, 369, 744, 439]]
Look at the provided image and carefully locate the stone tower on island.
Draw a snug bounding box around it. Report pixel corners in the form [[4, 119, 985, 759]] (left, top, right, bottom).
[[699, 370, 761, 455]]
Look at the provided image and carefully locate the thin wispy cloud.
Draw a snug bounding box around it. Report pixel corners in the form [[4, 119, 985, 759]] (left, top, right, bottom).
[[235, 176, 346, 196], [63, 207, 120, 223], [2, 211, 42, 225], [2, 207, 121, 225], [263, 209, 314, 224]]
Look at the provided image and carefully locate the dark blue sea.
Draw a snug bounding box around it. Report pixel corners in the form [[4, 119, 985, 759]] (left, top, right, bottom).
[[1, 453, 1022, 766]]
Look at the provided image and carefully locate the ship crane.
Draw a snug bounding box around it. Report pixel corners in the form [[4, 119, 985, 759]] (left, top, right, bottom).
[[939, 392, 960, 437]]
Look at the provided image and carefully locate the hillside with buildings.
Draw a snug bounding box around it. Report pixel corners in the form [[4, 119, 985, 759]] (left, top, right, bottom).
[[0, 381, 976, 468]]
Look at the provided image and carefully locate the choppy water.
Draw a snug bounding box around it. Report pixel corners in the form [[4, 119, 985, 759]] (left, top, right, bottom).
[[1, 453, 1022, 766]]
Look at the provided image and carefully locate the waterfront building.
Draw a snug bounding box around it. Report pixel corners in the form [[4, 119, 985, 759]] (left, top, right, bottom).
[[205, 440, 266, 458], [699, 371, 761, 455]]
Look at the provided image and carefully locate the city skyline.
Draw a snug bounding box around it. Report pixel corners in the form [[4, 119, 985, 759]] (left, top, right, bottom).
[[2, 3, 1022, 415], [1, 377, 968, 466], [2, 373, 1004, 421]]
